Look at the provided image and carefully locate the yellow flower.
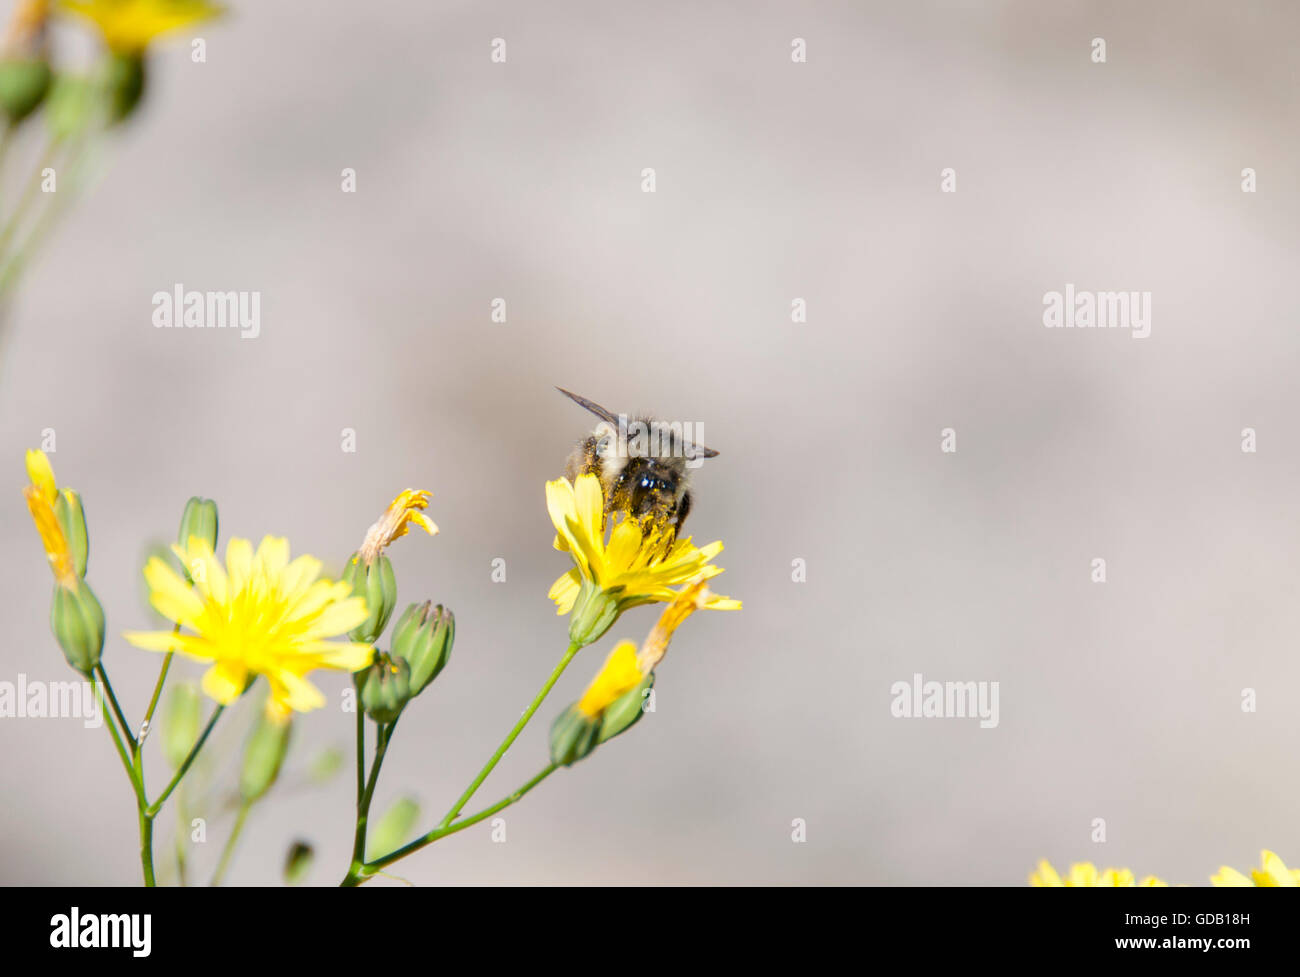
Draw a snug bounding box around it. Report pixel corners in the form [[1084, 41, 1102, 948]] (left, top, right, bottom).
[[357, 488, 438, 565], [575, 578, 715, 719], [546, 474, 739, 623], [23, 449, 76, 589], [124, 535, 375, 718], [1212, 850, 1300, 886], [58, 0, 222, 54], [1030, 860, 1166, 887]]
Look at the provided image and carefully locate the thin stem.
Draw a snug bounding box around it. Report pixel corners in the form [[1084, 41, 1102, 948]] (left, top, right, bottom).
[[0, 135, 58, 262], [211, 801, 251, 887], [440, 642, 579, 827], [93, 674, 145, 805], [94, 663, 136, 752], [354, 706, 366, 812], [346, 764, 558, 884], [137, 647, 175, 746], [138, 805, 155, 886], [146, 704, 224, 817], [349, 718, 397, 871]]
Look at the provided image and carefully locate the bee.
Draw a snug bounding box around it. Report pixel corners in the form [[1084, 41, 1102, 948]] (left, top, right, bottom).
[[557, 387, 718, 538]]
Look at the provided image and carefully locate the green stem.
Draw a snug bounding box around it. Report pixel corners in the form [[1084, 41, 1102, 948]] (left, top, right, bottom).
[[138, 805, 155, 886], [137, 646, 175, 746], [338, 642, 580, 886], [94, 663, 136, 752], [94, 673, 145, 804], [345, 765, 558, 885], [354, 706, 366, 812], [441, 642, 579, 826], [146, 704, 224, 817], [348, 718, 397, 872], [211, 801, 251, 887]]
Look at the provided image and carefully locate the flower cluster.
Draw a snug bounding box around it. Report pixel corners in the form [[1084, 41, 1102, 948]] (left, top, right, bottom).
[[21, 445, 740, 886], [1032, 850, 1300, 887]]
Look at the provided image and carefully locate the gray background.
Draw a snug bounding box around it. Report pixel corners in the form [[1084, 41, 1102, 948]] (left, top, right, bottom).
[[2, 0, 1298, 885]]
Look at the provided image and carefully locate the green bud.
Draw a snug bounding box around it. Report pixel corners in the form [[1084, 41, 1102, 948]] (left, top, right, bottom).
[[53, 489, 88, 578], [45, 74, 95, 140], [177, 496, 218, 552], [356, 653, 410, 724], [50, 581, 105, 674], [342, 552, 397, 644], [366, 796, 419, 861], [283, 840, 314, 885], [549, 705, 600, 767], [0, 57, 51, 125], [240, 711, 292, 803], [161, 681, 202, 769], [104, 51, 145, 125], [596, 673, 655, 744], [568, 578, 620, 648], [390, 601, 453, 695]]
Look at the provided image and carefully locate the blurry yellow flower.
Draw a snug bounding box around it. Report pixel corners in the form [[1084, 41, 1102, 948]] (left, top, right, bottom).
[[58, 0, 221, 54], [357, 488, 437, 565], [575, 578, 716, 719], [1030, 860, 1166, 887], [23, 449, 76, 589], [1212, 850, 1300, 886], [546, 474, 740, 617], [124, 535, 375, 718]]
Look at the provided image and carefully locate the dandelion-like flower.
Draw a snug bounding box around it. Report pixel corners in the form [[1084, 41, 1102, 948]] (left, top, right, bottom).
[[1212, 850, 1300, 886], [125, 535, 375, 718], [356, 488, 438, 566], [23, 449, 76, 589], [546, 474, 738, 645], [1030, 860, 1166, 887], [58, 0, 222, 53]]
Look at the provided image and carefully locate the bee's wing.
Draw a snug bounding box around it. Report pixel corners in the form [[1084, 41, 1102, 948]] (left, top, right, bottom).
[[556, 387, 621, 427], [557, 386, 720, 457]]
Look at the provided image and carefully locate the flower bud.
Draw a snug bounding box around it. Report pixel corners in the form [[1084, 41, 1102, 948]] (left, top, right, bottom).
[[283, 840, 314, 885], [548, 706, 599, 767], [53, 489, 88, 578], [390, 601, 453, 695], [342, 552, 396, 644], [596, 673, 654, 745], [356, 653, 410, 724], [161, 681, 202, 769], [240, 711, 291, 803], [104, 51, 145, 125], [568, 578, 619, 648], [50, 581, 105, 674], [0, 56, 50, 125], [177, 496, 218, 552]]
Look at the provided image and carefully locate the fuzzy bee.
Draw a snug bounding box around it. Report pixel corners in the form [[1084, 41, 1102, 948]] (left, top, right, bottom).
[[558, 387, 718, 538]]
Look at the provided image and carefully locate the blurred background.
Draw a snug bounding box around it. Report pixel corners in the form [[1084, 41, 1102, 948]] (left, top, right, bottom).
[[2, 0, 1298, 885]]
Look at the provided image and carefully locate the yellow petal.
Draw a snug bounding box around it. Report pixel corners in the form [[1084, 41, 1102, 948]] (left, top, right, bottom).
[[576, 641, 644, 718], [25, 449, 57, 504]]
